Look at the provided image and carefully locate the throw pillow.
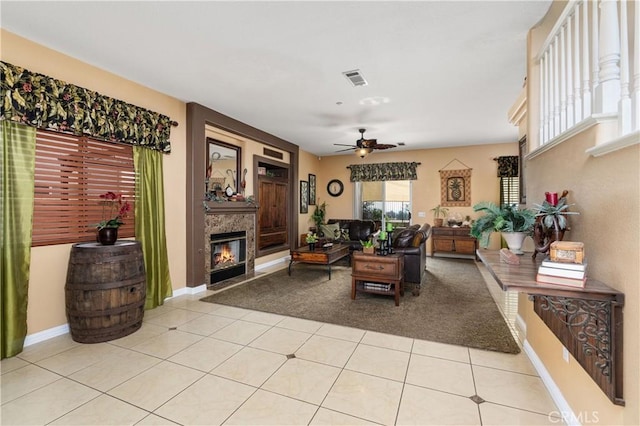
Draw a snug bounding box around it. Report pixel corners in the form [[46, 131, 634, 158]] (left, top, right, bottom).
[[340, 228, 350, 242], [320, 223, 341, 241]]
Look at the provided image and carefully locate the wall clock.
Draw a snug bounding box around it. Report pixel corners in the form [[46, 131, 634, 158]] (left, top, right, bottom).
[[327, 179, 344, 197]]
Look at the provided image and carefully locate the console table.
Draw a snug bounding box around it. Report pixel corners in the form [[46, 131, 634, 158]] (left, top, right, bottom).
[[476, 249, 624, 406], [431, 226, 478, 259], [351, 252, 404, 306]]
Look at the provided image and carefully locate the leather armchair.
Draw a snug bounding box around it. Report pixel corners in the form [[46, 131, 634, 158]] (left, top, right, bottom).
[[392, 223, 432, 289]]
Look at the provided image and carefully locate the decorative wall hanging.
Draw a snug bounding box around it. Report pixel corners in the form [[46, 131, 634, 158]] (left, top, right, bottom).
[[0, 61, 175, 152], [300, 180, 309, 213], [439, 159, 472, 207], [308, 174, 316, 205]]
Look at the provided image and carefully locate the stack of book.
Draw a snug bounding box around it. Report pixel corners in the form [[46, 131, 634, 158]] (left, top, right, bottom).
[[363, 282, 391, 292], [536, 257, 587, 288]]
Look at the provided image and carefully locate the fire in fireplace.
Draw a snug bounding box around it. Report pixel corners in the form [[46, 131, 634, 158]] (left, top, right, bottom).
[[210, 231, 247, 285]]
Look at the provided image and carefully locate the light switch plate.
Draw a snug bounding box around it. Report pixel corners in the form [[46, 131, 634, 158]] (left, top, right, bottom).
[[418, 211, 426, 217]]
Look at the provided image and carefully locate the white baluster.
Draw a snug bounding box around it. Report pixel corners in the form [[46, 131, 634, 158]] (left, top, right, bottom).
[[560, 24, 568, 131], [567, 15, 575, 128], [538, 52, 547, 145], [583, 0, 592, 117], [591, 0, 600, 112], [573, 2, 582, 123], [544, 50, 551, 143], [618, 0, 631, 135], [634, 0, 640, 131], [595, 0, 621, 114], [553, 36, 561, 137]]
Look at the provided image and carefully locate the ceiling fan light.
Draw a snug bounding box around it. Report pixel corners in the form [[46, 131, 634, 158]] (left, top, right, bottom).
[[355, 147, 372, 158]]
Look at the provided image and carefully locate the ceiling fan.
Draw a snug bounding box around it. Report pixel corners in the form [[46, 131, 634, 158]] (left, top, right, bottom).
[[334, 128, 397, 157]]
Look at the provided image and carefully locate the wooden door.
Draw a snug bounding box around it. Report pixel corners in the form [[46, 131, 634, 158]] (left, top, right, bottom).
[[258, 177, 288, 249]]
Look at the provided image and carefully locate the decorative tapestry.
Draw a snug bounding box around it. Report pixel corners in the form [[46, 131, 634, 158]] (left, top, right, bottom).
[[0, 61, 174, 153], [348, 162, 420, 182], [439, 168, 472, 207]]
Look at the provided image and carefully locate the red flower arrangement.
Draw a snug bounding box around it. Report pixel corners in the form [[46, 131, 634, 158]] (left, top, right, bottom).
[[94, 191, 131, 230]]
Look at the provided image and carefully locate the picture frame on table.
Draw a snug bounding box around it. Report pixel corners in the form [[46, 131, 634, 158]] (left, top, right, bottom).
[[300, 180, 309, 213], [308, 174, 316, 205]]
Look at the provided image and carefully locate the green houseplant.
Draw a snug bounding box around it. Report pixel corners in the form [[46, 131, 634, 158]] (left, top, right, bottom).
[[311, 201, 327, 232], [305, 232, 319, 250], [470, 202, 536, 250], [92, 191, 131, 245], [533, 197, 579, 231], [430, 205, 449, 227], [531, 194, 579, 256], [360, 238, 375, 254]]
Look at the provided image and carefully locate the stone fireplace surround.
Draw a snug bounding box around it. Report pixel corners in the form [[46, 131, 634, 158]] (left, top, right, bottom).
[[204, 206, 257, 286]]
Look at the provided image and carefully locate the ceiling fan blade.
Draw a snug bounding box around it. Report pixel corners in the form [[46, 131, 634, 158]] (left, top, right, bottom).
[[334, 147, 356, 152], [373, 144, 397, 150], [334, 143, 357, 147]]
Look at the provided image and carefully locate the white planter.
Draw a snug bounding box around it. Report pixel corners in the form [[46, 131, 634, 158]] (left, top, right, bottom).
[[501, 232, 527, 255]]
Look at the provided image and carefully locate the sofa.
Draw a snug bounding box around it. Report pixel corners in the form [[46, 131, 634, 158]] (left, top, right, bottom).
[[391, 223, 432, 292], [324, 219, 378, 252]]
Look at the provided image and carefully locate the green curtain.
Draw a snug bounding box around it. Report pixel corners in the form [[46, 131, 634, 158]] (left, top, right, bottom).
[[133, 146, 172, 309], [1, 121, 36, 359]]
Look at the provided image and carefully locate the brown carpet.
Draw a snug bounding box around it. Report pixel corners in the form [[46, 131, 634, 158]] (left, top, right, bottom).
[[200, 257, 520, 354]]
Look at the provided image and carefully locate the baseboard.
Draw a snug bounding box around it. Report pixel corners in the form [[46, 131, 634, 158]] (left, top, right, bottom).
[[515, 314, 527, 343], [255, 255, 290, 272], [171, 284, 207, 296], [523, 340, 578, 426], [24, 324, 70, 347]]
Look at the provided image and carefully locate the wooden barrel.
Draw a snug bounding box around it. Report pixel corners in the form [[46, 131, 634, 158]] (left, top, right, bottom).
[[65, 241, 146, 343]]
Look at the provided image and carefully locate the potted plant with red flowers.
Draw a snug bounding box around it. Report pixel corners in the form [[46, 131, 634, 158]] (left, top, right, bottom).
[[93, 192, 131, 245]]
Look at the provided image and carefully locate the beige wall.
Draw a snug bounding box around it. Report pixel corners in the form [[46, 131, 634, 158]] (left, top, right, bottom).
[[1, 30, 188, 334], [316, 144, 519, 252], [523, 3, 639, 423]]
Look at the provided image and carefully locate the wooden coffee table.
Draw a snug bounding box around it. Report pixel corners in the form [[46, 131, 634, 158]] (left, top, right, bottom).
[[289, 243, 350, 280]]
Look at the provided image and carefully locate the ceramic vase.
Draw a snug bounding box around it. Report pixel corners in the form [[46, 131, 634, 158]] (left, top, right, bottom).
[[501, 231, 527, 255], [98, 227, 118, 245]]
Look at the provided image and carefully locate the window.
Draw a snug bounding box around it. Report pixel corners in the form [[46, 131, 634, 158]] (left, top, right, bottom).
[[32, 130, 136, 246], [500, 177, 520, 207], [360, 181, 411, 227]]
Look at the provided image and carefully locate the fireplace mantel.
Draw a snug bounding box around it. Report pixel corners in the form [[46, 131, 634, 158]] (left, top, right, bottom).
[[205, 201, 259, 214]]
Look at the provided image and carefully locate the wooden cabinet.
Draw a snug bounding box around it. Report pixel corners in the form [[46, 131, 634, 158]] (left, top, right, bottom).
[[351, 252, 404, 306], [431, 226, 477, 259], [258, 177, 288, 250]]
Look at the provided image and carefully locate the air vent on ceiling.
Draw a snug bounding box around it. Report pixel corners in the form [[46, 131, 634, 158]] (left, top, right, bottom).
[[342, 69, 368, 87]]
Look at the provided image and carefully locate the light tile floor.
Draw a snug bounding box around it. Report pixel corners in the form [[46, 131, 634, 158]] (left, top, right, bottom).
[[1, 264, 564, 425]]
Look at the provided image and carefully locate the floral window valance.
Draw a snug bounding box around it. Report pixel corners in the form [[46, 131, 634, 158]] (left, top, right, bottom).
[[347, 162, 420, 182], [496, 156, 519, 177], [0, 61, 174, 153]]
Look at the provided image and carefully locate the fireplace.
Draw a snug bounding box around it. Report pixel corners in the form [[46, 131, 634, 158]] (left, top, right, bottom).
[[210, 231, 247, 284]]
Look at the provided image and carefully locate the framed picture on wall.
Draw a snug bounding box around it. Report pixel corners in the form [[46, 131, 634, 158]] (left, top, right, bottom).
[[308, 174, 316, 205], [300, 180, 309, 213]]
